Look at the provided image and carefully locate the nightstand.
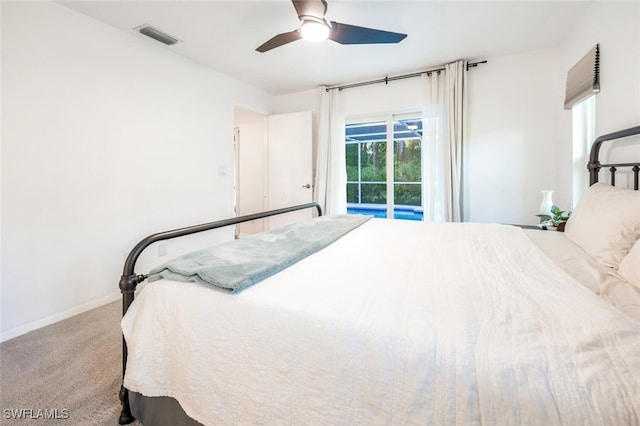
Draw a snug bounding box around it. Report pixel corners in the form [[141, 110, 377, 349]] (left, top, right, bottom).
[[510, 223, 565, 232], [509, 224, 542, 230]]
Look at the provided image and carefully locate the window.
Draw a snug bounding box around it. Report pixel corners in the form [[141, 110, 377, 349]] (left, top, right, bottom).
[[346, 113, 423, 220], [572, 95, 595, 207]]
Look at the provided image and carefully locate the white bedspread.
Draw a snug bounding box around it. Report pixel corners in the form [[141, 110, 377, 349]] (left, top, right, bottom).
[[122, 220, 640, 425]]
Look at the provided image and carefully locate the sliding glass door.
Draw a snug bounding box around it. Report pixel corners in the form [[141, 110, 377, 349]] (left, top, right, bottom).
[[346, 113, 423, 220]]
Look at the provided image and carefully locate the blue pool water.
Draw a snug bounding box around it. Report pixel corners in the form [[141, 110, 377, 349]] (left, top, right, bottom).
[[347, 204, 423, 221]]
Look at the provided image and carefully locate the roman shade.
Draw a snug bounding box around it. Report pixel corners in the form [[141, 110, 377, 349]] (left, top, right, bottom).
[[564, 44, 600, 110]]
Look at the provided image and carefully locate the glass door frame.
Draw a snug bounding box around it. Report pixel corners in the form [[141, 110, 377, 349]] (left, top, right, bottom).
[[345, 111, 423, 220]]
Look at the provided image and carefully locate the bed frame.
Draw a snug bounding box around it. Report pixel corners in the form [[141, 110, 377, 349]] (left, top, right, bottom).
[[117, 202, 322, 424], [588, 125, 640, 188], [117, 125, 640, 425]]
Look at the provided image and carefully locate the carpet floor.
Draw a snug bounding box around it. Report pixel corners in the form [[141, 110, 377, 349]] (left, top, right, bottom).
[[1, 301, 141, 425]]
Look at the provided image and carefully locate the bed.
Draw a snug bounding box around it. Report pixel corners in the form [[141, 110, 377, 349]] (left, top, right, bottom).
[[117, 125, 640, 425]]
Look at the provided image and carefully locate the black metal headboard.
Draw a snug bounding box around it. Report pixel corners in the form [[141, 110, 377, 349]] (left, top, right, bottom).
[[588, 125, 640, 189]]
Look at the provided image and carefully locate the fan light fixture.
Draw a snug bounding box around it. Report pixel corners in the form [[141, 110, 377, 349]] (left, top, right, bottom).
[[300, 17, 331, 41], [255, 0, 407, 53]]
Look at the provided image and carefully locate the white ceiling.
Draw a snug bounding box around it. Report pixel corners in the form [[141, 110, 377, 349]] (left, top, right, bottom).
[[59, 0, 591, 95]]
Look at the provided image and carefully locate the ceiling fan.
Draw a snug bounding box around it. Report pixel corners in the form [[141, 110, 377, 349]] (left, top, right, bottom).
[[256, 0, 407, 53]]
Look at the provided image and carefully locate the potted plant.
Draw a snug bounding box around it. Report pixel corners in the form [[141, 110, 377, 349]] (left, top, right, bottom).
[[536, 205, 570, 231]]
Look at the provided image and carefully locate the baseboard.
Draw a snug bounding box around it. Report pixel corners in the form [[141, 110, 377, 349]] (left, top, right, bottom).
[[0, 292, 121, 343]]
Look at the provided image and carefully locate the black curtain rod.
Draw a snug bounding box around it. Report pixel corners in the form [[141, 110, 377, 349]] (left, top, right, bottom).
[[326, 60, 487, 92]]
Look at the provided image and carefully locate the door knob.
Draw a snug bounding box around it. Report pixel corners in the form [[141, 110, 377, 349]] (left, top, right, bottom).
[[302, 184, 311, 189]]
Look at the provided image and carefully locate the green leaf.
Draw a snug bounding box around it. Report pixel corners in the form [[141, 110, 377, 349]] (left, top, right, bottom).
[[550, 205, 564, 215], [536, 214, 551, 223]]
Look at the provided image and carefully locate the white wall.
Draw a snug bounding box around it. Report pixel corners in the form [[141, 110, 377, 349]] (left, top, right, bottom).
[[1, 2, 274, 340], [275, 50, 562, 225], [341, 77, 426, 117], [465, 48, 562, 224], [556, 1, 640, 205]]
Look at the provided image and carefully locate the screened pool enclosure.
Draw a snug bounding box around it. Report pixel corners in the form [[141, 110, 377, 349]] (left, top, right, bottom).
[[346, 115, 423, 220]]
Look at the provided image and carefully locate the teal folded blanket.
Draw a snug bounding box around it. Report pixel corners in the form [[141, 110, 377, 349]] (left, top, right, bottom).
[[147, 214, 372, 293]]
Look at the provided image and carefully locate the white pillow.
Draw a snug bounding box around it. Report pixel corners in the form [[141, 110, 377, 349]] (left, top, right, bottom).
[[617, 239, 640, 288], [564, 183, 640, 268]]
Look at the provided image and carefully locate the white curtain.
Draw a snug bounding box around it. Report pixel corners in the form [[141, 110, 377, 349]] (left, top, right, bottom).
[[422, 60, 467, 222], [314, 86, 347, 215]]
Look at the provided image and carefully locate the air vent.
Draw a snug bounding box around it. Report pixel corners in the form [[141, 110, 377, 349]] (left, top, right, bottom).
[[134, 24, 181, 46]]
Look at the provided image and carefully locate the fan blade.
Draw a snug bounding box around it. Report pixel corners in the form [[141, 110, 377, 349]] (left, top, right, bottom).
[[292, 0, 327, 19], [329, 21, 407, 45], [256, 30, 302, 52]]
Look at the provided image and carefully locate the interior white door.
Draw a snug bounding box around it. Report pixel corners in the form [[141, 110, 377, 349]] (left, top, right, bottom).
[[234, 108, 268, 237], [267, 111, 313, 229]]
